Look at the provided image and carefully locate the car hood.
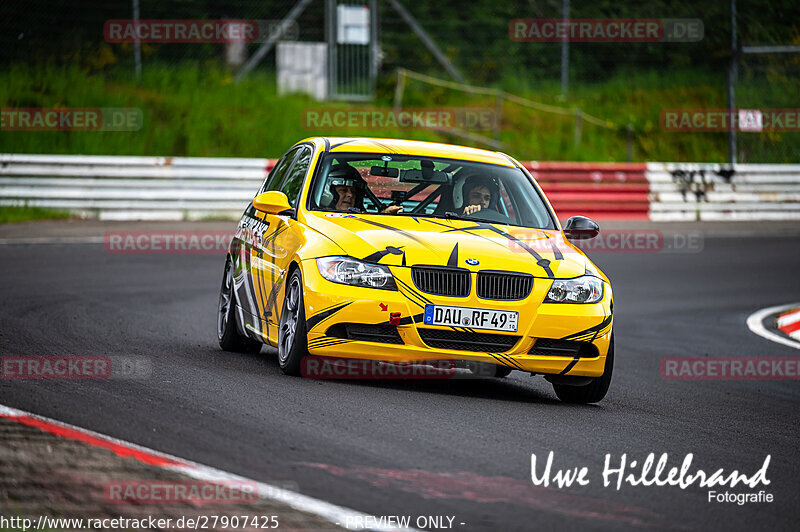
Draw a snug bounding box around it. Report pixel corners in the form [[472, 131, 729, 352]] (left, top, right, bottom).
[[304, 212, 589, 279]]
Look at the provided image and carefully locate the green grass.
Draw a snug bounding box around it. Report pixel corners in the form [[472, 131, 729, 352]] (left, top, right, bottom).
[[0, 206, 73, 224], [1, 63, 796, 162]]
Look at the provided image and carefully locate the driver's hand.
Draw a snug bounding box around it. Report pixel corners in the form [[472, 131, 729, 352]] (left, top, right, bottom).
[[463, 204, 482, 215], [382, 205, 404, 214]]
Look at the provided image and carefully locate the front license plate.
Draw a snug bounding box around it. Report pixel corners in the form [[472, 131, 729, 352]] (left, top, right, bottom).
[[423, 304, 518, 332]]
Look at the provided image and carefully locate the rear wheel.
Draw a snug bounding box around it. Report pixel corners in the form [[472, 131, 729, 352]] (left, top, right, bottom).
[[218, 258, 262, 353], [278, 269, 309, 375], [552, 334, 614, 404]]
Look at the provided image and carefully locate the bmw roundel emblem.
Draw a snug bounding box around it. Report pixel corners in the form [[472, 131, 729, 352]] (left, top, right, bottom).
[[465, 258, 479, 266]]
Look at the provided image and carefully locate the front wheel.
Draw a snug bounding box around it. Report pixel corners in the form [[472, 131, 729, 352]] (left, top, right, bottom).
[[552, 334, 614, 404], [278, 269, 309, 375]]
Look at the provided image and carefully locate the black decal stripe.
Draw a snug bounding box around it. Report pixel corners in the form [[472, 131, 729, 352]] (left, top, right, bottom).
[[307, 336, 351, 346], [308, 339, 351, 349], [398, 289, 426, 309], [355, 218, 435, 249], [395, 278, 432, 307], [496, 352, 525, 370], [308, 342, 350, 351], [361, 245, 404, 264], [560, 357, 580, 375], [362, 250, 389, 263], [590, 309, 610, 342], [422, 219, 556, 277], [263, 224, 291, 321], [254, 252, 270, 333], [561, 315, 613, 341], [549, 240, 564, 261], [447, 243, 459, 267], [396, 282, 427, 308], [370, 140, 398, 153], [486, 353, 514, 369], [398, 313, 424, 325], [329, 139, 357, 150], [306, 301, 353, 331]]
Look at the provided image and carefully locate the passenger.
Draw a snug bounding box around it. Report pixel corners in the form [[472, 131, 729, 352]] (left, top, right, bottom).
[[460, 174, 497, 215]]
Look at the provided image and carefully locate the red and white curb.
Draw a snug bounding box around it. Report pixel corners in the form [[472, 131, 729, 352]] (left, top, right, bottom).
[[747, 303, 800, 350], [0, 403, 418, 532], [777, 308, 800, 341]]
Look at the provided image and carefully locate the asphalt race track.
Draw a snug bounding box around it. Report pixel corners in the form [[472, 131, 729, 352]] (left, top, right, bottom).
[[1, 231, 799, 531]]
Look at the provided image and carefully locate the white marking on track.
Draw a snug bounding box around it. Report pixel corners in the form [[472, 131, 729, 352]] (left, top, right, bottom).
[[746, 303, 800, 350], [0, 403, 418, 531]]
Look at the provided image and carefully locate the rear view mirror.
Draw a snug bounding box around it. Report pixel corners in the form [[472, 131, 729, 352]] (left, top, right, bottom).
[[399, 168, 449, 184], [563, 216, 600, 240], [370, 165, 399, 178]]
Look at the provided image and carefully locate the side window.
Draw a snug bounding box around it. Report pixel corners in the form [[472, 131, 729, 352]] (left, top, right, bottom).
[[262, 147, 302, 193], [279, 146, 312, 207]]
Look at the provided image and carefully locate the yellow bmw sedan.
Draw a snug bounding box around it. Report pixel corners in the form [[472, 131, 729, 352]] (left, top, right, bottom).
[[217, 137, 613, 403]]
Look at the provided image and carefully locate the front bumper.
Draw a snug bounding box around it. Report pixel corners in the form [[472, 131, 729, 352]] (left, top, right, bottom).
[[300, 259, 612, 377]]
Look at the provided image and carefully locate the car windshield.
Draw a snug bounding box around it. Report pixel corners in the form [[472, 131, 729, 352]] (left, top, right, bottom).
[[307, 153, 555, 229]]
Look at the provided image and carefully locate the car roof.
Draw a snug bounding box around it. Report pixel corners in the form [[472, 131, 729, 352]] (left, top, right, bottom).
[[297, 137, 517, 167]]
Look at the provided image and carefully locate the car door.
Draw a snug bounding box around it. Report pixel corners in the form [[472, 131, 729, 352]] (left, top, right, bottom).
[[251, 144, 314, 345], [233, 146, 303, 341]]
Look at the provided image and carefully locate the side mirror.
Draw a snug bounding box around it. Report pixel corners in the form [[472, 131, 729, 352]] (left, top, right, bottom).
[[253, 191, 292, 215], [563, 216, 599, 240]]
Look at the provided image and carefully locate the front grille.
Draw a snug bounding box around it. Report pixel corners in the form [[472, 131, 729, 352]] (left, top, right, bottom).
[[411, 266, 470, 297], [418, 328, 519, 353], [529, 338, 599, 357], [326, 323, 404, 344], [477, 271, 533, 300]]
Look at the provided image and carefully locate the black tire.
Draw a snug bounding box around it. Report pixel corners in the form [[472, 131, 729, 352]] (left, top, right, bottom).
[[218, 258, 262, 354], [278, 269, 309, 376], [552, 334, 614, 404], [493, 366, 513, 378], [466, 361, 513, 378]]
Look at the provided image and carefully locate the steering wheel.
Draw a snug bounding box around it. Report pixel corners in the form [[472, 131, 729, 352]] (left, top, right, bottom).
[[465, 207, 510, 224]]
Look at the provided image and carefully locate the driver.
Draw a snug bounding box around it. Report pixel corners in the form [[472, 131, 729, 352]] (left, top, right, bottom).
[[460, 174, 497, 215], [327, 163, 402, 214]]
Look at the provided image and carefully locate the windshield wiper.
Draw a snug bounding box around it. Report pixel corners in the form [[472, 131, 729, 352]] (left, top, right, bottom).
[[443, 211, 503, 225]]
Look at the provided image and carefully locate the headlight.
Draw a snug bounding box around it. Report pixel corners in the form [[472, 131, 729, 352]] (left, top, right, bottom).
[[316, 256, 397, 290], [544, 275, 604, 304]]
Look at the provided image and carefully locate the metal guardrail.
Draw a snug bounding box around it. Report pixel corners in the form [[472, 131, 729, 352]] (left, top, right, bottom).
[[1, 154, 798, 221], [646, 162, 800, 221], [0, 154, 275, 220]]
